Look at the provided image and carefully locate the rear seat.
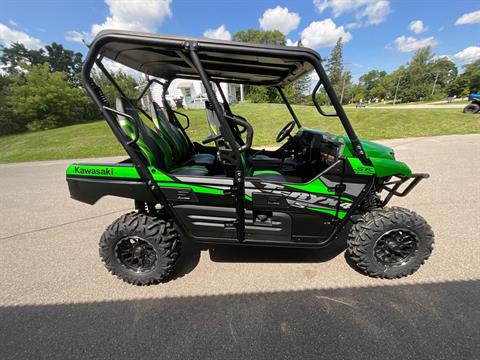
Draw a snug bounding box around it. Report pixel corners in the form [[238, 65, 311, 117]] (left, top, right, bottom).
[[116, 97, 208, 176]]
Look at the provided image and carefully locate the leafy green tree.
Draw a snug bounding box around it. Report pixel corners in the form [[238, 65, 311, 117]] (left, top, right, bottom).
[[232, 29, 286, 45], [358, 70, 388, 100], [1, 42, 83, 83], [446, 76, 468, 97], [0, 73, 26, 135], [291, 72, 312, 103], [445, 60, 480, 96], [0, 73, 10, 92], [430, 57, 457, 90], [8, 63, 92, 130], [401, 47, 434, 101], [326, 38, 344, 96], [93, 71, 140, 107], [45, 42, 83, 84], [350, 83, 366, 102], [0, 42, 46, 74], [462, 60, 480, 92]]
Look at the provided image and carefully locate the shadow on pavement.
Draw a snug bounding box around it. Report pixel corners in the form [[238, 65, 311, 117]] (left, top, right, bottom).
[[208, 236, 347, 263], [168, 238, 201, 281], [1, 280, 478, 360]]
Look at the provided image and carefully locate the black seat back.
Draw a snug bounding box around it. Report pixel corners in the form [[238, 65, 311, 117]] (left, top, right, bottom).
[[116, 97, 173, 170]]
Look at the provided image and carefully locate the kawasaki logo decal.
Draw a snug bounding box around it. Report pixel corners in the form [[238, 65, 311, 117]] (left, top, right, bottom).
[[66, 164, 173, 181], [66, 164, 142, 179], [73, 166, 114, 176]]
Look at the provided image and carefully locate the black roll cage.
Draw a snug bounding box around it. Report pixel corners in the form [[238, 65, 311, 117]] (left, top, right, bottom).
[[81, 32, 368, 241]]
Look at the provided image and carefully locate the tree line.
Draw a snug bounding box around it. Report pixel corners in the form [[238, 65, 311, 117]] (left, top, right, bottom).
[[323, 38, 480, 105], [0, 42, 139, 135], [0, 30, 479, 136]]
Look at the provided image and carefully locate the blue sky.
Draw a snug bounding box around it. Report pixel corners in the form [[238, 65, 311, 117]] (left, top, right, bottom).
[[0, 0, 479, 79]]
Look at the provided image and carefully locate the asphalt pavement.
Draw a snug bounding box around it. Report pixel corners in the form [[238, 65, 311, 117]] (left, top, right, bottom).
[[0, 134, 479, 359]]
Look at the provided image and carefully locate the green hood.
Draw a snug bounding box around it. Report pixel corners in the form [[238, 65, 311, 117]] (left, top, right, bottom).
[[341, 136, 412, 178], [341, 136, 393, 159]]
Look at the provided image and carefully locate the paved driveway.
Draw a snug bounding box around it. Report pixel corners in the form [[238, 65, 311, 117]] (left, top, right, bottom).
[[0, 134, 479, 359]]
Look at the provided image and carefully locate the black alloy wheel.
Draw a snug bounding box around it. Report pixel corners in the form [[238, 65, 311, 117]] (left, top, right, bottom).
[[115, 236, 158, 272]]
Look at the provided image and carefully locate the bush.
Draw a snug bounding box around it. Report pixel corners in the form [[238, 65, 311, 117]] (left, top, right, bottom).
[[8, 63, 93, 131], [0, 107, 27, 135]]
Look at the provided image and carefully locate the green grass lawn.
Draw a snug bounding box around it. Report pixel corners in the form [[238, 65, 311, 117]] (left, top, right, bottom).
[[1, 103, 479, 163]]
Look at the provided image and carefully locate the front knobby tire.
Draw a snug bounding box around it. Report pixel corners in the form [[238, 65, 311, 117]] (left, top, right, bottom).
[[99, 211, 181, 285], [347, 207, 434, 279]]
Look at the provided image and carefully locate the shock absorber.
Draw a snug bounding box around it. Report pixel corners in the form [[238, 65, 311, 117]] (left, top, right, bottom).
[[363, 186, 382, 211], [89, 78, 109, 107]]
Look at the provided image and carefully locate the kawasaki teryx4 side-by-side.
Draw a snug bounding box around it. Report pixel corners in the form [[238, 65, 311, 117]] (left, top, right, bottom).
[[67, 30, 434, 285]]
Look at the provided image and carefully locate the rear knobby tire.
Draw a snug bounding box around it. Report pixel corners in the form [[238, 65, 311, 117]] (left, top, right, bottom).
[[463, 103, 480, 114], [347, 207, 434, 279], [99, 211, 180, 285]]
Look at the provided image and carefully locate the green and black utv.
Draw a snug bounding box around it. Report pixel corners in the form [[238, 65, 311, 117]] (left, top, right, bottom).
[[67, 30, 434, 285]]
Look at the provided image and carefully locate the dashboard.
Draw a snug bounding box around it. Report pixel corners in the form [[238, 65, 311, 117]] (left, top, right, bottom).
[[292, 128, 344, 168]]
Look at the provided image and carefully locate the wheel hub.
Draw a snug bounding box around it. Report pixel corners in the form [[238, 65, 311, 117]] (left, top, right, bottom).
[[115, 236, 158, 272], [374, 228, 418, 266]]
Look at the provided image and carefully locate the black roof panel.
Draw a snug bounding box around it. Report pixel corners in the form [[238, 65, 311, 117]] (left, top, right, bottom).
[[92, 30, 320, 85]]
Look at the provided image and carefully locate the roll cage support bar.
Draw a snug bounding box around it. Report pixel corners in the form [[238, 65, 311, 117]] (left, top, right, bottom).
[[276, 86, 301, 128], [188, 44, 246, 241]]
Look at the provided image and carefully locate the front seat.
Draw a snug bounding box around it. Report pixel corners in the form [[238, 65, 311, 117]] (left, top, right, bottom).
[[116, 97, 208, 176], [204, 101, 300, 183]]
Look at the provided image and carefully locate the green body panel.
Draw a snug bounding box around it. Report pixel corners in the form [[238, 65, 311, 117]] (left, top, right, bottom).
[[66, 164, 224, 195], [347, 157, 376, 175], [157, 182, 224, 195], [370, 158, 412, 178], [67, 164, 140, 179], [66, 164, 174, 182], [340, 135, 412, 178]]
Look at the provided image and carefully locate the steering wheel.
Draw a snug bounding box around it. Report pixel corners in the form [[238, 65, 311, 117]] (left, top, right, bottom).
[[276, 120, 296, 143]]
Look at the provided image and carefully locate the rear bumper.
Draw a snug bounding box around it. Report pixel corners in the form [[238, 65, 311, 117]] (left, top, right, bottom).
[[67, 176, 155, 204]]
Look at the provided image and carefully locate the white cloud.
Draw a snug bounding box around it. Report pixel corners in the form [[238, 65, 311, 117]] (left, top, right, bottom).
[[93, 58, 140, 77], [346, 22, 362, 29], [313, 0, 390, 25], [454, 46, 480, 63], [286, 38, 298, 46], [66, 0, 172, 43], [203, 25, 231, 40], [65, 31, 89, 44], [409, 20, 427, 34], [314, 0, 355, 17], [360, 0, 390, 25], [259, 6, 301, 35], [455, 10, 480, 25], [433, 54, 452, 61], [0, 23, 43, 49], [393, 35, 437, 52], [301, 19, 352, 48], [8, 20, 18, 27]]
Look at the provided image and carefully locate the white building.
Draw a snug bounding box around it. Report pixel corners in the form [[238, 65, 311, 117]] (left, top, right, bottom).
[[139, 78, 243, 110]]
